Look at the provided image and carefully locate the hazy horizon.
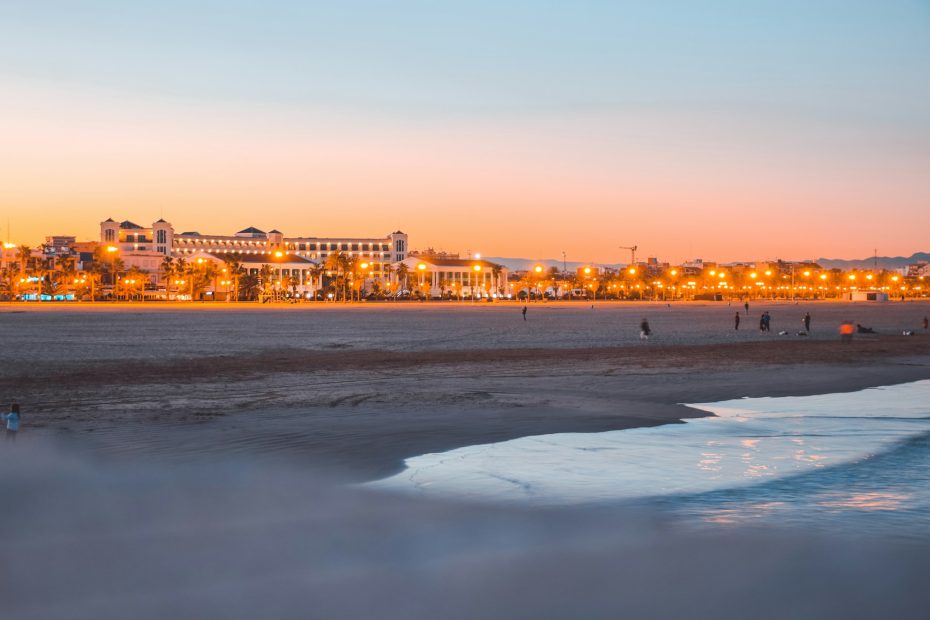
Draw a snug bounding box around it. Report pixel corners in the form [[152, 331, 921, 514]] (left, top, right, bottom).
[[2, 1, 928, 263]]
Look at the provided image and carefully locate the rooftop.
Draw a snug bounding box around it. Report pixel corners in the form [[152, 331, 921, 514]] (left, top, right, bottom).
[[205, 252, 316, 265]]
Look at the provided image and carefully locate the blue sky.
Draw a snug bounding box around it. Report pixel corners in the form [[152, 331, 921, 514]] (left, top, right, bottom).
[[2, 1, 929, 261]]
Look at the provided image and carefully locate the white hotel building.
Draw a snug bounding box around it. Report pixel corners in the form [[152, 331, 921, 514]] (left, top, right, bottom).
[[100, 218, 409, 290]]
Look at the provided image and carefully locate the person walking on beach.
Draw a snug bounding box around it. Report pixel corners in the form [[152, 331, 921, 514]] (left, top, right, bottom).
[[923, 316, 928, 331], [734, 312, 741, 330], [521, 305, 527, 321], [4, 404, 20, 441], [803, 312, 811, 332], [744, 301, 750, 315], [640, 318, 651, 341]]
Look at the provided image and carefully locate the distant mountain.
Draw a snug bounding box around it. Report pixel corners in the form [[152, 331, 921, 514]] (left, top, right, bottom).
[[815, 252, 930, 271], [486, 252, 930, 272]]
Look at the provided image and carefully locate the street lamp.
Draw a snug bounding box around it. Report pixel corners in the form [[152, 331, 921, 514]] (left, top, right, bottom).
[[534, 265, 544, 300], [472, 264, 482, 301]]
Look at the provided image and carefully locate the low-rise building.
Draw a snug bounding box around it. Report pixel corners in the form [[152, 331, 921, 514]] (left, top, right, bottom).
[[392, 256, 508, 299]]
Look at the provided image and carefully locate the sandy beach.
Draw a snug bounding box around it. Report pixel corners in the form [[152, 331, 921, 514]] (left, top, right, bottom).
[[2, 301, 930, 618]]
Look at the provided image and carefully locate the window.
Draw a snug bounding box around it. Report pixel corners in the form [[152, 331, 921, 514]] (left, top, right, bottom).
[[351, 243, 359, 251], [395, 239, 406, 252], [362, 243, 370, 251], [298, 243, 306, 251], [309, 243, 317, 250], [381, 244, 389, 251], [340, 243, 348, 251], [104, 229, 115, 242], [396, 254, 404, 261], [156, 230, 167, 244]]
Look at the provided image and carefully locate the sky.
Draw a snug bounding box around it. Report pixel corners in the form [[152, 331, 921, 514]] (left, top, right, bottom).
[[1, 0, 928, 263]]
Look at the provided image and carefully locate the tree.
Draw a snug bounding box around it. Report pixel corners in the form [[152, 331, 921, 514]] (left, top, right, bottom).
[[491, 265, 504, 297], [324, 251, 349, 302], [307, 264, 323, 299], [124, 266, 147, 300], [258, 264, 274, 302], [221, 254, 244, 302], [161, 256, 176, 300], [392, 263, 409, 294], [239, 273, 260, 301]]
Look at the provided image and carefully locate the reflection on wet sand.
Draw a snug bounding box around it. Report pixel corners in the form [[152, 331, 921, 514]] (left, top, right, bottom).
[[818, 492, 912, 511]]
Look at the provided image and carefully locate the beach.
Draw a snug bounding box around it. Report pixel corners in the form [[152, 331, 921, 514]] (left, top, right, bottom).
[[2, 301, 930, 618]]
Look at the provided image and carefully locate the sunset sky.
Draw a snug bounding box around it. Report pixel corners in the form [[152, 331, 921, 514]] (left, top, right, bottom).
[[1, 1, 928, 263]]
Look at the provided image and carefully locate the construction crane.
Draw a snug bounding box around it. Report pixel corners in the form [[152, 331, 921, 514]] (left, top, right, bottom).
[[619, 245, 638, 266]]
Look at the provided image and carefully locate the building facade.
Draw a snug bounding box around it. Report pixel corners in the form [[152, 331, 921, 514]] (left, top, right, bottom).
[[100, 218, 409, 289]]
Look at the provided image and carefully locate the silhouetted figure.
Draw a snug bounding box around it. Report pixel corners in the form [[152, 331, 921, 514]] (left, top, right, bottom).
[[923, 316, 928, 331], [4, 403, 20, 441], [856, 323, 875, 334], [521, 306, 527, 321], [734, 312, 740, 330], [640, 318, 651, 340], [803, 312, 811, 332], [744, 302, 750, 315]]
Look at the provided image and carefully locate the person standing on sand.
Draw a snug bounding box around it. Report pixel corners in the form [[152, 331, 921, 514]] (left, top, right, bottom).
[[744, 301, 750, 315], [521, 306, 527, 321], [803, 312, 811, 332], [839, 321, 855, 343], [734, 312, 741, 330], [923, 316, 928, 331], [640, 318, 651, 341], [759, 313, 766, 332], [4, 404, 20, 441]]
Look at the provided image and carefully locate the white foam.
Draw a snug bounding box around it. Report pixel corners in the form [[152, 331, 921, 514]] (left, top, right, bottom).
[[371, 381, 930, 504]]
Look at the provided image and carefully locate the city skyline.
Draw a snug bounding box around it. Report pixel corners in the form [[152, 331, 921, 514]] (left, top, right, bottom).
[[2, 1, 929, 262]]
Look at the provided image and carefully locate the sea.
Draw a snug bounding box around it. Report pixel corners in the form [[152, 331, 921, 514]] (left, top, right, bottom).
[[373, 380, 930, 539]]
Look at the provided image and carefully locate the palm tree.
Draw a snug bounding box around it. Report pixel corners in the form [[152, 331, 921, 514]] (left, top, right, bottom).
[[124, 266, 147, 301], [0, 266, 14, 300], [161, 256, 175, 300], [491, 264, 503, 297], [258, 264, 274, 302], [392, 263, 409, 296], [307, 263, 323, 299], [324, 251, 349, 302], [202, 261, 219, 301], [52, 255, 76, 299], [16, 245, 33, 298], [221, 254, 245, 302], [239, 273, 260, 301]]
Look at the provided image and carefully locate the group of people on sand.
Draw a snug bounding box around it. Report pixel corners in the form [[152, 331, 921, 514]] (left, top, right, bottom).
[[520, 305, 928, 343]]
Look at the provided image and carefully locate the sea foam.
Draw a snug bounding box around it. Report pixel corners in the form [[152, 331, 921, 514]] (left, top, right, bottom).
[[371, 381, 930, 504]]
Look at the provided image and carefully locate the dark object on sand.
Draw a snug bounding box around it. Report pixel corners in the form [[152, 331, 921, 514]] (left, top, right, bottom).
[[856, 324, 876, 334]]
